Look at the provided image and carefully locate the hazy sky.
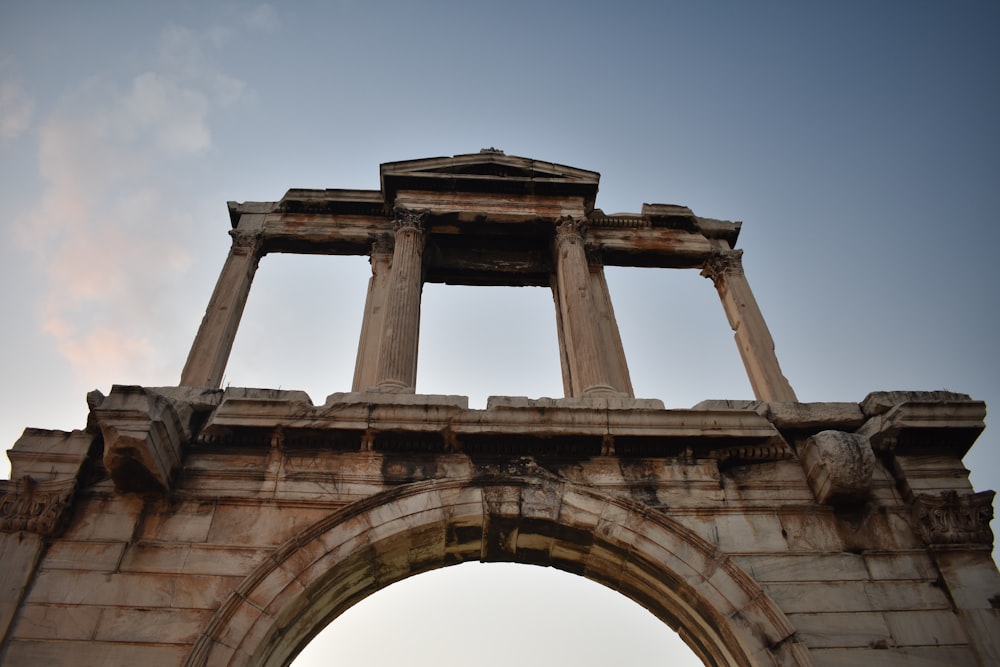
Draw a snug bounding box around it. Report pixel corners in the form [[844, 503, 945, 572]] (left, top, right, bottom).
[[2, 2, 998, 665]]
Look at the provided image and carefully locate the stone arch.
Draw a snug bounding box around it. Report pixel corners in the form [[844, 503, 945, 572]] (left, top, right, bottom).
[[186, 468, 813, 667]]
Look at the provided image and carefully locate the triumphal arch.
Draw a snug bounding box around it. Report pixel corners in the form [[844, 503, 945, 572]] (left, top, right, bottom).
[[2, 151, 998, 665]]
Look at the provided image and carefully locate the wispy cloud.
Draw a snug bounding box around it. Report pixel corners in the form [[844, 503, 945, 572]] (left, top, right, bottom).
[[16, 17, 264, 386], [0, 58, 34, 143]]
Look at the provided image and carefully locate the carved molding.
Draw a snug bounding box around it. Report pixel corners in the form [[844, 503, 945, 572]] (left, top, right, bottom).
[[700, 249, 744, 285], [715, 443, 794, 467], [0, 475, 77, 537], [912, 490, 995, 546]]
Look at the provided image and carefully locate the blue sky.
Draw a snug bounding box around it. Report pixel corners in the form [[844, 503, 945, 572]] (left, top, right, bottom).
[[2, 2, 998, 664]]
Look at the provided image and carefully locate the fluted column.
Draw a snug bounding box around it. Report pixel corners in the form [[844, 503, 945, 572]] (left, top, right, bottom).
[[587, 252, 634, 397], [701, 247, 797, 402], [181, 217, 264, 388], [552, 218, 619, 397], [371, 210, 426, 392], [352, 233, 394, 391]]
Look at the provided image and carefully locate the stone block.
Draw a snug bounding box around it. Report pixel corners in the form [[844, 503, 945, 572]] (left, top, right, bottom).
[[94, 607, 211, 643], [139, 499, 217, 543], [2, 639, 189, 667], [42, 540, 125, 571], [11, 603, 101, 641], [736, 553, 868, 583], [883, 610, 969, 647], [206, 503, 329, 547], [808, 645, 977, 666], [765, 402, 865, 430], [0, 532, 43, 644], [788, 611, 891, 648], [91, 385, 193, 492], [800, 430, 875, 504], [60, 493, 144, 542], [863, 552, 937, 581], [6, 428, 95, 481], [119, 542, 266, 576]]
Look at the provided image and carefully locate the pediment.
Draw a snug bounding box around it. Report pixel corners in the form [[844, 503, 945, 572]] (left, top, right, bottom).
[[380, 152, 600, 206]]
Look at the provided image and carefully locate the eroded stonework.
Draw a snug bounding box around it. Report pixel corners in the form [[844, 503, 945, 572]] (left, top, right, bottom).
[[1, 153, 997, 667]]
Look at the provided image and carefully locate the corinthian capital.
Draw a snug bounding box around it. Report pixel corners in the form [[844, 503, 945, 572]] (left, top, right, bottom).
[[0, 475, 78, 537], [228, 228, 264, 253], [700, 249, 744, 285], [555, 216, 585, 241], [392, 207, 428, 232]]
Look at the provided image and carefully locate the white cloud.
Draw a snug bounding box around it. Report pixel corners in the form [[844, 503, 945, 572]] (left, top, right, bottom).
[[16, 21, 252, 386], [0, 79, 33, 142]]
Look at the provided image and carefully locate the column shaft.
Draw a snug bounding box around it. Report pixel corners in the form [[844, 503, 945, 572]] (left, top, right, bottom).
[[589, 264, 634, 396], [552, 219, 619, 397], [180, 215, 264, 388], [702, 247, 797, 402], [352, 234, 394, 391], [372, 213, 425, 391]]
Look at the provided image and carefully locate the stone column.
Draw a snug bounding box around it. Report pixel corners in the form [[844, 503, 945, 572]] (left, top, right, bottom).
[[371, 210, 426, 392], [701, 247, 797, 402], [181, 215, 264, 388], [352, 234, 394, 392], [552, 218, 619, 397], [588, 253, 634, 397]]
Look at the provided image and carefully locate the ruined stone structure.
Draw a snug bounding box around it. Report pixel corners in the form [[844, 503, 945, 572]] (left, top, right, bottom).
[[1, 152, 998, 666]]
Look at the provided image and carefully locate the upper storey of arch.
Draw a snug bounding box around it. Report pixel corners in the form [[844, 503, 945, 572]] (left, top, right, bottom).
[[227, 150, 742, 286]]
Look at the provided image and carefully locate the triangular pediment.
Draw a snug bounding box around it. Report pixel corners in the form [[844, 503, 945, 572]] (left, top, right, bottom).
[[380, 152, 600, 206]]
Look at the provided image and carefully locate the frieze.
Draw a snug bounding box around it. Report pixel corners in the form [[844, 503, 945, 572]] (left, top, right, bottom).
[[0, 475, 77, 537], [912, 489, 995, 546]]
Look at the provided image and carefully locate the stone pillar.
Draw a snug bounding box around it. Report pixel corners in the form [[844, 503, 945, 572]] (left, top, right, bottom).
[[552, 218, 619, 397], [181, 214, 264, 388], [701, 247, 797, 402], [352, 233, 394, 392], [371, 210, 426, 392], [588, 253, 634, 397]]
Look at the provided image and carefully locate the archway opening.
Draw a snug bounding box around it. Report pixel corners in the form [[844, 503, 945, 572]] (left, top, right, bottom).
[[188, 479, 804, 667], [291, 562, 704, 666]]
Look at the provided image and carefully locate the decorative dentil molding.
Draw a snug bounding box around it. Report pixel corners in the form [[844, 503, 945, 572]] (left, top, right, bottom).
[[912, 489, 995, 546], [0, 475, 77, 537]]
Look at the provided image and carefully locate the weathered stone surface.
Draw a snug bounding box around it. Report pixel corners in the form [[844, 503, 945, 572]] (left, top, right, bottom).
[[2, 153, 998, 665], [800, 430, 876, 504], [91, 385, 196, 493]]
